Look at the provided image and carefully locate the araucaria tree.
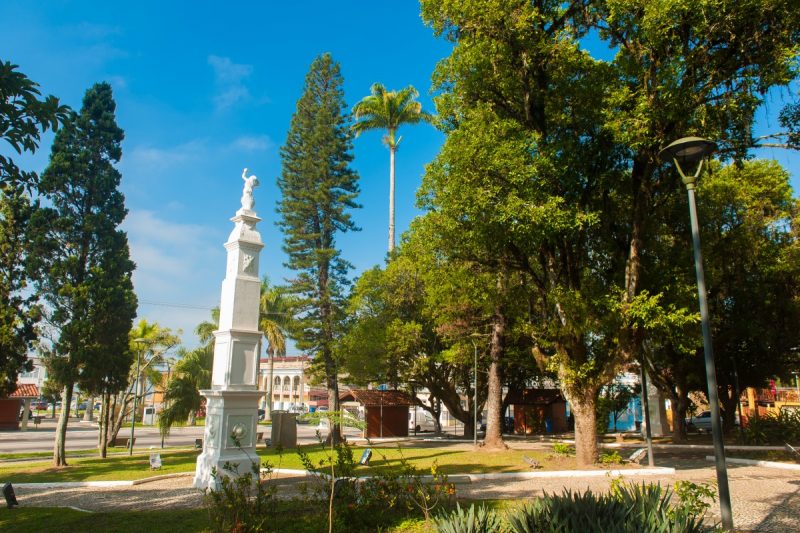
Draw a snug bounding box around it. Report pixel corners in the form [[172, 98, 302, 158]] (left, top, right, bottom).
[[277, 54, 360, 443], [0, 61, 67, 395], [352, 83, 432, 252], [31, 82, 137, 466]]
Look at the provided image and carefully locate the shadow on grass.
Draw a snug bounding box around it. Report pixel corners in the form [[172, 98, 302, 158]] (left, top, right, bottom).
[[0, 507, 207, 533], [0, 451, 201, 483], [0, 502, 431, 533]]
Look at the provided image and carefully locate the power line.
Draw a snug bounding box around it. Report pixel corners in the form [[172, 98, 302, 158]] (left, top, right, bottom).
[[139, 300, 215, 311]]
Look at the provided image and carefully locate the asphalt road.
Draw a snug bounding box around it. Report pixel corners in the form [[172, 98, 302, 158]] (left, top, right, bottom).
[[0, 418, 363, 454]]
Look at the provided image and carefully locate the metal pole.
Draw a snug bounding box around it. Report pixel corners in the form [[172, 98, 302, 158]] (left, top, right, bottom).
[[794, 372, 799, 401], [473, 340, 478, 447], [638, 364, 655, 467], [686, 185, 734, 529], [161, 362, 171, 449], [129, 346, 142, 456]]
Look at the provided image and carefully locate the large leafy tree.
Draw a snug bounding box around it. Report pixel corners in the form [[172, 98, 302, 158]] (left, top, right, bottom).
[[277, 53, 360, 443], [420, 0, 800, 465], [352, 83, 432, 252], [32, 82, 136, 466], [0, 61, 67, 396], [697, 161, 799, 429]]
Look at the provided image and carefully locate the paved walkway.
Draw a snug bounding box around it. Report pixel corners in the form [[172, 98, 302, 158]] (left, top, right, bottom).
[[11, 448, 800, 532]]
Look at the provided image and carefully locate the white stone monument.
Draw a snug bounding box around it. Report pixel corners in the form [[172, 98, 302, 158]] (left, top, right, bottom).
[[194, 168, 264, 490]]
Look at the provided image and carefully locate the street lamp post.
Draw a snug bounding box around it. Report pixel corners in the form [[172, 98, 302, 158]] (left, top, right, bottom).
[[130, 338, 149, 456], [161, 360, 172, 449], [659, 137, 733, 530], [793, 371, 800, 401], [470, 339, 478, 447]]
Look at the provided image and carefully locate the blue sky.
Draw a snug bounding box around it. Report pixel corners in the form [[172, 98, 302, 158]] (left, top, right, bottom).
[[2, 1, 797, 350]]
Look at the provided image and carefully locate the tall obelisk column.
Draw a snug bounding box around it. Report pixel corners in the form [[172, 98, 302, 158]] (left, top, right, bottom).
[[194, 168, 265, 490]]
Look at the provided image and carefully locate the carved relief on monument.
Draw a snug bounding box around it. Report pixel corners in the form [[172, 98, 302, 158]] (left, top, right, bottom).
[[205, 414, 220, 448], [226, 415, 254, 448], [240, 251, 257, 276]]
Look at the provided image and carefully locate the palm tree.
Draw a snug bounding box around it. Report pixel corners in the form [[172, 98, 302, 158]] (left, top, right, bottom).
[[158, 347, 212, 436], [352, 83, 433, 252], [260, 277, 294, 418]]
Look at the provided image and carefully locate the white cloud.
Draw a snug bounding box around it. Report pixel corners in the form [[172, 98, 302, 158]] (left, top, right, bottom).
[[123, 210, 223, 346], [208, 55, 253, 110], [230, 135, 273, 152], [106, 75, 128, 90], [208, 55, 252, 83], [123, 139, 207, 170]]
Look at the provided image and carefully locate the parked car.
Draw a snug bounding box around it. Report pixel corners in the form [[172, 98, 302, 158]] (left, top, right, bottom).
[[686, 410, 738, 433], [31, 400, 48, 410]]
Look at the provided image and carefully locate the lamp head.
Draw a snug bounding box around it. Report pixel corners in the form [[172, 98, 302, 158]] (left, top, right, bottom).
[[659, 137, 717, 166], [659, 137, 717, 189]]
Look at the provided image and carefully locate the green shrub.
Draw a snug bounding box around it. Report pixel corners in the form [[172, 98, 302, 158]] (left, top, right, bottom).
[[506, 483, 713, 533], [204, 459, 277, 533], [674, 480, 716, 517], [552, 443, 574, 456], [741, 410, 800, 445], [297, 441, 456, 530], [434, 503, 505, 533], [598, 450, 623, 464]]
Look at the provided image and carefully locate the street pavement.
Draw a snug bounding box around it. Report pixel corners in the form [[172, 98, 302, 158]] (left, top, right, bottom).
[[0, 417, 362, 454]]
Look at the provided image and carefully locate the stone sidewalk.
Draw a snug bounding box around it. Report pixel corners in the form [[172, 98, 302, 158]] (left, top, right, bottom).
[[13, 458, 799, 532]]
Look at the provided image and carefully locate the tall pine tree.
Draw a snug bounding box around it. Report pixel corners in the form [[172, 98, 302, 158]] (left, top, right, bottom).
[[277, 54, 360, 443], [31, 82, 137, 466]]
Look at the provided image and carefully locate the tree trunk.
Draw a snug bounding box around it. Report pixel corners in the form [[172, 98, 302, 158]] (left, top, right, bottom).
[[99, 392, 111, 458], [484, 275, 508, 449], [720, 385, 738, 435], [109, 392, 132, 443], [670, 385, 691, 443], [570, 395, 598, 467], [388, 146, 396, 253], [266, 348, 275, 421], [53, 383, 74, 466], [188, 409, 197, 426], [325, 370, 342, 444]]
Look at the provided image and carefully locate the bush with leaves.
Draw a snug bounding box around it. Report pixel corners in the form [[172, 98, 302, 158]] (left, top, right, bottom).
[[598, 451, 623, 465], [551, 443, 574, 456], [741, 410, 800, 445], [204, 436, 281, 533], [434, 503, 504, 533], [506, 483, 713, 533], [296, 426, 455, 531]]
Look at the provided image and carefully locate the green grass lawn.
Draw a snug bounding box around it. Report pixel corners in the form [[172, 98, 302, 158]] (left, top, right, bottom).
[[0, 508, 209, 533], [0, 499, 523, 533], [0, 443, 623, 483]]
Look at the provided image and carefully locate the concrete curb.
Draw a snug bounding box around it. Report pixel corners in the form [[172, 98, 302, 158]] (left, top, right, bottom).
[[555, 439, 787, 452], [14, 472, 194, 489], [705, 456, 800, 471], [265, 466, 676, 483], [463, 467, 675, 481]]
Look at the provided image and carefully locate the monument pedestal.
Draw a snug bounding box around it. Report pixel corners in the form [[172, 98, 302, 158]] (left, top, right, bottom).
[[193, 389, 264, 489]]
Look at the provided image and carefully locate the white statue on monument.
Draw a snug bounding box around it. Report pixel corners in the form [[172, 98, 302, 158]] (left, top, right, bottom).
[[240, 168, 259, 212]]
